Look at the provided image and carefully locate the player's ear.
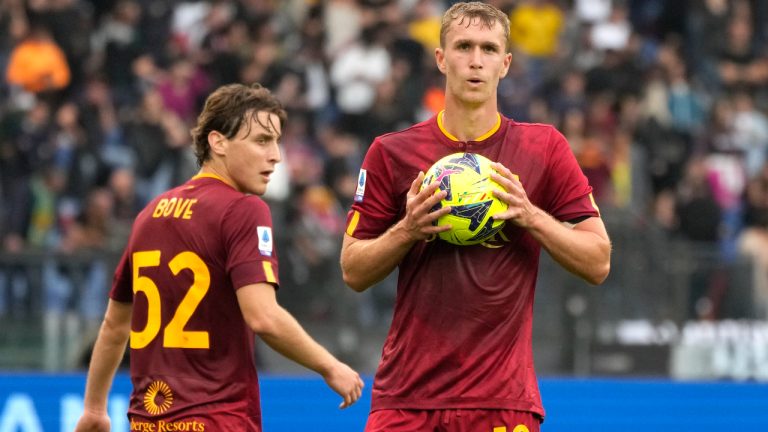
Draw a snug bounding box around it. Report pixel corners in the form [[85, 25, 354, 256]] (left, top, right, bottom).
[[435, 47, 446, 73], [208, 131, 226, 155], [499, 52, 512, 78]]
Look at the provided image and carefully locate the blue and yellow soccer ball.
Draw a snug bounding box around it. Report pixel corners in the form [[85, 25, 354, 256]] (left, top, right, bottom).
[[422, 152, 508, 245]]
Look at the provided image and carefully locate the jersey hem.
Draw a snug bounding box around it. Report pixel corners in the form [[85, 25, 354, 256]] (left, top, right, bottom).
[[370, 398, 545, 418]]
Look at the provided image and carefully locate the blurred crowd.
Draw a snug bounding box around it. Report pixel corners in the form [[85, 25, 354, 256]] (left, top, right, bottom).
[[1, 0, 768, 325]]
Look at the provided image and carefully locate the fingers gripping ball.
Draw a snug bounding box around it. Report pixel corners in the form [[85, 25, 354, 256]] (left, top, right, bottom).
[[421, 152, 508, 245]]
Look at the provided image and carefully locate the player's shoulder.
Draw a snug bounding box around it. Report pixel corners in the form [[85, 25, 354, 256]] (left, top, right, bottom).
[[504, 118, 566, 145], [505, 118, 560, 134], [228, 193, 270, 217], [374, 117, 435, 148]]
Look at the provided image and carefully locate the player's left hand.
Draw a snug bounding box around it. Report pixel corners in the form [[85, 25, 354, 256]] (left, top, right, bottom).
[[73, 410, 111, 432], [323, 360, 365, 409], [489, 162, 542, 228]]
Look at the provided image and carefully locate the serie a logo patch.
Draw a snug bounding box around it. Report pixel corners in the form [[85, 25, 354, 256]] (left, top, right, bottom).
[[257, 226, 273, 256], [354, 169, 366, 202]]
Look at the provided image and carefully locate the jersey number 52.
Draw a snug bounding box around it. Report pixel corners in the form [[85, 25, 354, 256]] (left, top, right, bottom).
[[130, 250, 211, 350]]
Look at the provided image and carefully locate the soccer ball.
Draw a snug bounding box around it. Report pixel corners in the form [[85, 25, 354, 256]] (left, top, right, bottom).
[[421, 152, 508, 245]]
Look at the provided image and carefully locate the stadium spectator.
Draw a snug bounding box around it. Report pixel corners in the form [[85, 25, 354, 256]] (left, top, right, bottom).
[[738, 162, 768, 317], [285, 185, 346, 319], [1, 99, 54, 247], [509, 0, 565, 89], [330, 20, 392, 137], [5, 23, 70, 97], [589, 1, 630, 52], [88, 0, 144, 106], [407, 0, 443, 53], [122, 88, 193, 206], [155, 57, 211, 124], [0, 0, 30, 80], [713, 14, 768, 96], [731, 90, 768, 178], [105, 166, 140, 237], [340, 3, 610, 431], [573, 0, 611, 25], [74, 83, 363, 431], [665, 54, 706, 137], [549, 69, 589, 120]]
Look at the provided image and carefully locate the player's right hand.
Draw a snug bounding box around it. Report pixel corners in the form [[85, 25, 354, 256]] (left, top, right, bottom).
[[323, 361, 365, 409], [73, 410, 111, 432], [399, 171, 452, 241]]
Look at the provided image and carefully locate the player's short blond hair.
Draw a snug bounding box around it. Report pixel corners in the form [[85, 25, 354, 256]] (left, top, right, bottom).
[[440, 1, 511, 52]]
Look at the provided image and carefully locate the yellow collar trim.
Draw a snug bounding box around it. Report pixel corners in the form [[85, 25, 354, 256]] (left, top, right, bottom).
[[437, 110, 501, 142], [191, 172, 235, 188]]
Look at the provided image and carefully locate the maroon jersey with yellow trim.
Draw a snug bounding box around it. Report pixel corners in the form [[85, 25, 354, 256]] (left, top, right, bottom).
[[110, 174, 279, 430], [346, 114, 599, 418]]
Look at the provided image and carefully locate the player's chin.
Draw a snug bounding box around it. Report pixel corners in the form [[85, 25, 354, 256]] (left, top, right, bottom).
[[247, 182, 268, 196], [461, 96, 490, 108]]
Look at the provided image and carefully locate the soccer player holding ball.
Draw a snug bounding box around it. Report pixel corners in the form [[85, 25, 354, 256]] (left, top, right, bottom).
[[341, 2, 611, 431], [75, 83, 363, 431]]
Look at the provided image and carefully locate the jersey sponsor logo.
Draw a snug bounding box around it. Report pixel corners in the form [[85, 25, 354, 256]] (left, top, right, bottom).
[[131, 418, 207, 431], [257, 226, 273, 256], [143, 380, 174, 415], [354, 169, 366, 202]]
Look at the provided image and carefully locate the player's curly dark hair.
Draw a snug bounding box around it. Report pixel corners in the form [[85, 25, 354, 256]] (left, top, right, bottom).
[[190, 83, 287, 167], [440, 1, 511, 52]]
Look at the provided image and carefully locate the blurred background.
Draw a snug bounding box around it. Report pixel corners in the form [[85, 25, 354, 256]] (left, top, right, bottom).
[[1, 0, 768, 429]]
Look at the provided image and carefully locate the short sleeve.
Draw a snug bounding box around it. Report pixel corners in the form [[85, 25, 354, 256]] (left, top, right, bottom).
[[346, 139, 402, 239], [222, 196, 280, 290], [109, 248, 133, 302], [544, 128, 600, 221]]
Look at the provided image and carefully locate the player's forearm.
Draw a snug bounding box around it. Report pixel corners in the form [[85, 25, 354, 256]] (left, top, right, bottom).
[[257, 306, 337, 375], [526, 211, 611, 285], [83, 303, 131, 412], [340, 224, 415, 292]]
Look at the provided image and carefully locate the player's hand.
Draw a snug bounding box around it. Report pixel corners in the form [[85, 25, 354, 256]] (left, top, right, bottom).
[[73, 410, 111, 432], [489, 162, 541, 228], [397, 171, 452, 241], [323, 361, 365, 409]]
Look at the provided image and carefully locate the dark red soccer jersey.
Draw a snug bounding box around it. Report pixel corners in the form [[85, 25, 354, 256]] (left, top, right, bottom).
[[346, 114, 599, 418], [110, 174, 279, 430]]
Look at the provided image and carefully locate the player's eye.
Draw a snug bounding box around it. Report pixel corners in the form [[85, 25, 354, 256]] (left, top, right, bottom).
[[254, 135, 272, 145]]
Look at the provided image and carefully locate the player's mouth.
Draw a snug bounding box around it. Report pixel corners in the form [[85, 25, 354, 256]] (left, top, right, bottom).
[[260, 171, 273, 182], [467, 77, 484, 86]]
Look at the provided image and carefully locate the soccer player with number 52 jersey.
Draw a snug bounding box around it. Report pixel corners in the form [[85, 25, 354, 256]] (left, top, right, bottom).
[[75, 83, 363, 432], [341, 3, 611, 431]]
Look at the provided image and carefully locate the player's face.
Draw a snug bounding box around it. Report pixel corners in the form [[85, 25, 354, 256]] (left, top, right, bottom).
[[224, 111, 282, 195], [436, 17, 511, 107]]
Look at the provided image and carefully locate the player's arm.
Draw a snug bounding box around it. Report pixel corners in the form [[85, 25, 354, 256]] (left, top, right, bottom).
[[236, 283, 364, 408], [527, 214, 610, 285], [340, 172, 451, 292], [75, 300, 132, 432], [491, 164, 611, 285]]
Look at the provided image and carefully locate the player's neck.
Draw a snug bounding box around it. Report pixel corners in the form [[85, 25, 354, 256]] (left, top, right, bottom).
[[197, 163, 236, 190], [441, 103, 499, 142]]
